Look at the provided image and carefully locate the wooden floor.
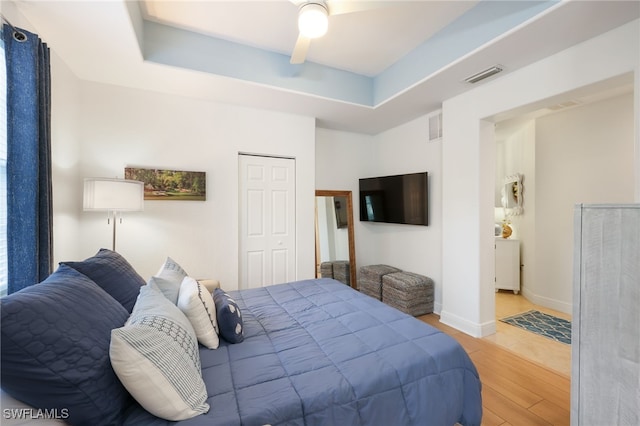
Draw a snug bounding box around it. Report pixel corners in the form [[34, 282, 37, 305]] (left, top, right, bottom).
[[486, 291, 571, 377], [419, 309, 571, 425]]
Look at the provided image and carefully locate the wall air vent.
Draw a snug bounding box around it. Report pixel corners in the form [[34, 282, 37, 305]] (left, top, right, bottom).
[[464, 65, 503, 84], [428, 110, 442, 142]]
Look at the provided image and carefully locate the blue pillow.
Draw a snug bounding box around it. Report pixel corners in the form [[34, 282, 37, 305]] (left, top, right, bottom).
[[62, 248, 145, 312], [213, 288, 244, 343], [0, 264, 132, 425]]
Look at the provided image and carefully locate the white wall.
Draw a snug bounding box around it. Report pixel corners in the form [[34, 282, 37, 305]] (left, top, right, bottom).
[[495, 119, 536, 299], [54, 81, 316, 289], [442, 19, 639, 336], [494, 93, 634, 315], [316, 115, 444, 312], [533, 93, 635, 311], [369, 115, 443, 311], [50, 51, 82, 264], [315, 127, 372, 279], [495, 119, 536, 241]]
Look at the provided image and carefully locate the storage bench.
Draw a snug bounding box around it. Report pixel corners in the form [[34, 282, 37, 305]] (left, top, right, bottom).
[[320, 261, 350, 286], [382, 271, 434, 316], [358, 264, 401, 300], [320, 262, 334, 279], [332, 261, 350, 286]]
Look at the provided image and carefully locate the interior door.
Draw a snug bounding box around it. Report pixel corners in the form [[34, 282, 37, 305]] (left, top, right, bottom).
[[239, 154, 296, 289]]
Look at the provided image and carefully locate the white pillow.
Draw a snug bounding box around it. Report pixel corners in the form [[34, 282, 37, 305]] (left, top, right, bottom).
[[177, 276, 220, 349], [152, 257, 189, 304], [110, 283, 209, 421], [156, 256, 188, 279], [147, 275, 180, 304]]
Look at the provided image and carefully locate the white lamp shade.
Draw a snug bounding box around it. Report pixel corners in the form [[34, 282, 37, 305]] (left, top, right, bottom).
[[83, 178, 144, 212], [298, 3, 328, 38]]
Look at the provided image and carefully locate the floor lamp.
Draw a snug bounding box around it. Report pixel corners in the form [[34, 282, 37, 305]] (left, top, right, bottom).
[[83, 178, 144, 251]]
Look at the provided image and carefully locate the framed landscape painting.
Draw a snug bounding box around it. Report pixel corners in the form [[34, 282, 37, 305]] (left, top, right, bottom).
[[125, 167, 206, 201]]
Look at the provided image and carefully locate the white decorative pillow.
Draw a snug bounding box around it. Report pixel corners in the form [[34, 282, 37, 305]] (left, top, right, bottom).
[[110, 283, 209, 421], [147, 275, 180, 304], [177, 276, 220, 349], [152, 257, 189, 304]]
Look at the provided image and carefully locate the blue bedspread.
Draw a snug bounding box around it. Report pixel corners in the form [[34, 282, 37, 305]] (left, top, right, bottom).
[[124, 279, 482, 425]]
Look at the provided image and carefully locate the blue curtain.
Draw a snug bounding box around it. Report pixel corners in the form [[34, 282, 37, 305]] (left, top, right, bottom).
[[3, 24, 52, 294]]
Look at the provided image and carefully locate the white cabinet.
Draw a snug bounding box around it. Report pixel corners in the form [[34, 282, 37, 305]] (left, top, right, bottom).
[[571, 204, 639, 425], [495, 238, 520, 294]]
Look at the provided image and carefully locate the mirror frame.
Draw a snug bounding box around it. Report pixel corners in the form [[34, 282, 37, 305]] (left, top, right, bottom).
[[501, 173, 524, 215], [315, 190, 357, 288]]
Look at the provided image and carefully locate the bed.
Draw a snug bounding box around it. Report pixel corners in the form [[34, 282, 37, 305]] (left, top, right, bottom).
[[1, 251, 482, 426]]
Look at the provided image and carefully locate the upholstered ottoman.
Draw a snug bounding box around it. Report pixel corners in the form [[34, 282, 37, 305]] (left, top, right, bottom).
[[320, 262, 334, 279], [358, 264, 401, 300], [332, 261, 350, 286], [382, 271, 434, 316]]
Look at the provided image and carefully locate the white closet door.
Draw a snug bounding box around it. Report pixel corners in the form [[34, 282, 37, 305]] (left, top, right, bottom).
[[239, 154, 296, 289]]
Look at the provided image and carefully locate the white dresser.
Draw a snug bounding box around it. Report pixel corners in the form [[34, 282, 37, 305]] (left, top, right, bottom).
[[495, 238, 520, 294]]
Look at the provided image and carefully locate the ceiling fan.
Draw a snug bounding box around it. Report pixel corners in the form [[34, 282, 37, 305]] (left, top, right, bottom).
[[289, 0, 381, 64]]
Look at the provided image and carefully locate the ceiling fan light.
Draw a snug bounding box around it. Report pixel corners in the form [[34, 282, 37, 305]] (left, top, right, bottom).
[[298, 3, 328, 39]]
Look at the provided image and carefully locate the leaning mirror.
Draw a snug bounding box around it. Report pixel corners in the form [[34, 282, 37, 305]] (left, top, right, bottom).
[[315, 190, 356, 288], [501, 173, 524, 215]]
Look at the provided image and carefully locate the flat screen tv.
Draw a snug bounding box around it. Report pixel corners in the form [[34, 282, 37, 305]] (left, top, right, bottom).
[[359, 172, 428, 226]]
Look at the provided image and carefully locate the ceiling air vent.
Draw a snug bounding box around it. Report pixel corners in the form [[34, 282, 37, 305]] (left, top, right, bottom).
[[464, 65, 503, 84]]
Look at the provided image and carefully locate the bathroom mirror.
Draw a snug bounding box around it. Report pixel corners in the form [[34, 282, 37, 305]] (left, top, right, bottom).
[[501, 173, 524, 215], [315, 190, 356, 288]]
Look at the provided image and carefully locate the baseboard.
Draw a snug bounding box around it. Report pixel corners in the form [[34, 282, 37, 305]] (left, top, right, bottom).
[[521, 288, 572, 315], [439, 310, 496, 337]]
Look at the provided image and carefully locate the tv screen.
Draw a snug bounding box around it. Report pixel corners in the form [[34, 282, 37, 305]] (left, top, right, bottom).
[[359, 172, 428, 226]]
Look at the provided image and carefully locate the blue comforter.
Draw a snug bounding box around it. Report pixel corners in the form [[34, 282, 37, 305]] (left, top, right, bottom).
[[124, 279, 482, 425]]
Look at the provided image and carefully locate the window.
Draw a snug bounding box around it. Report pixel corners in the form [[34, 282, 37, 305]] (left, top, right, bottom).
[[0, 38, 7, 296]]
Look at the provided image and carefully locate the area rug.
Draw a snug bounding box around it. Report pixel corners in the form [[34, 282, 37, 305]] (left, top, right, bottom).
[[500, 310, 571, 344]]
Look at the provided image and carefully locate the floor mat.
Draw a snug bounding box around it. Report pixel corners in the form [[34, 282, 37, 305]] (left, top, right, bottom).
[[500, 310, 571, 344]]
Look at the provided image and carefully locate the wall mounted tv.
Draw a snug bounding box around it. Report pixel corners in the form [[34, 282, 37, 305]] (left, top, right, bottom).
[[359, 172, 428, 226]]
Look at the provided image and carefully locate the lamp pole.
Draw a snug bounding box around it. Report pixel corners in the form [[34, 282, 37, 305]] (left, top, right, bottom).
[[83, 178, 144, 252], [111, 211, 117, 251]]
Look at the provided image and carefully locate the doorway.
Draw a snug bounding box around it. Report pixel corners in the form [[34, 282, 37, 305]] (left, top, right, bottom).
[[489, 82, 635, 375], [238, 154, 296, 289]]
